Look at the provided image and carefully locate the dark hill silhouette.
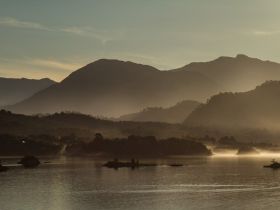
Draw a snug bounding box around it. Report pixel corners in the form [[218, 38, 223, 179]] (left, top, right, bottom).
[[1, 109, 280, 143], [0, 77, 55, 106], [0, 110, 186, 139], [119, 100, 200, 123], [6, 55, 280, 117], [185, 81, 280, 131]]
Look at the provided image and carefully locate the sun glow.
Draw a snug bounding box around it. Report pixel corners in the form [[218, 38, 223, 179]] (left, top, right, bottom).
[[212, 149, 280, 158]]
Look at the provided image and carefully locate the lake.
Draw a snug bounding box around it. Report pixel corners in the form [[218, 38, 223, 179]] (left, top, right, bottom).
[[1, 156, 280, 210]]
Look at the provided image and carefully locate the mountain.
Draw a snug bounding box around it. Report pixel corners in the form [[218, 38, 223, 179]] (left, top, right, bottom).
[[185, 81, 280, 131], [0, 77, 56, 106], [6, 59, 220, 117], [119, 100, 200, 123], [6, 55, 280, 117], [175, 54, 280, 92]]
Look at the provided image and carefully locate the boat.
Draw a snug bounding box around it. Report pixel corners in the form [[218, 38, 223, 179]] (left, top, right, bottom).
[[18, 156, 40, 168], [168, 164, 184, 167], [0, 163, 8, 172], [103, 158, 157, 169], [263, 159, 280, 169]]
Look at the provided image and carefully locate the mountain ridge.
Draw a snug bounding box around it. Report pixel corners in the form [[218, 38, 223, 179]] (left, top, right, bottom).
[[0, 77, 56, 106], [6, 59, 220, 116], [6, 54, 280, 117], [119, 100, 200, 123], [185, 80, 280, 131]]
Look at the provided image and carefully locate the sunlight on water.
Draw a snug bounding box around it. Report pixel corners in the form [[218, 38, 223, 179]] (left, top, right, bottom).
[[255, 150, 280, 157], [212, 149, 280, 158], [212, 150, 238, 157]]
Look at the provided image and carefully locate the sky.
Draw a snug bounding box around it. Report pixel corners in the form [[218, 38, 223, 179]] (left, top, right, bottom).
[[1, 0, 280, 81]]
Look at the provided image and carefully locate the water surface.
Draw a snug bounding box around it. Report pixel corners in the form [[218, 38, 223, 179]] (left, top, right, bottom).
[[1, 156, 280, 210]]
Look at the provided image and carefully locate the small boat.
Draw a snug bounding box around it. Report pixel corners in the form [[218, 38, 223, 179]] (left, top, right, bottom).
[[18, 156, 40, 168], [168, 164, 184, 167], [0, 164, 8, 172], [103, 158, 157, 169], [264, 159, 280, 169]]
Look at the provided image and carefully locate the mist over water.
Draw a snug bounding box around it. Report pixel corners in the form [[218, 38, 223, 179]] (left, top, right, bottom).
[[210, 146, 280, 157]]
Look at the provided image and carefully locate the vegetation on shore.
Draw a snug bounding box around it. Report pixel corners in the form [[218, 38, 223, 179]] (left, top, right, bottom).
[[0, 133, 211, 157], [66, 134, 212, 157]]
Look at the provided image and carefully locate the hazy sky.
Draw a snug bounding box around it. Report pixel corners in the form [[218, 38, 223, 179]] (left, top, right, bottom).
[[1, 0, 280, 81]]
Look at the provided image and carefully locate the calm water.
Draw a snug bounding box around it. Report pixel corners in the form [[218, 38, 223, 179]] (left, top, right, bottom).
[[1, 156, 280, 210]]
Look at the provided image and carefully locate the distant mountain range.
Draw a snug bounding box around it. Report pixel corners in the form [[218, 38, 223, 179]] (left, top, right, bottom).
[[5, 59, 219, 116], [119, 100, 200, 123], [185, 81, 280, 131], [176, 54, 280, 92], [0, 77, 55, 106], [6, 54, 280, 117]]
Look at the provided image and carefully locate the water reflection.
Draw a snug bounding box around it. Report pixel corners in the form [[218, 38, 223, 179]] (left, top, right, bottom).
[[1, 156, 280, 210]]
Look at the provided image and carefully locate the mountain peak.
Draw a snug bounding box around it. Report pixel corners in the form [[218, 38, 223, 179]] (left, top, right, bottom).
[[63, 59, 159, 79], [92, 58, 128, 65], [88, 58, 159, 71], [255, 80, 280, 90], [62, 58, 161, 83], [177, 54, 260, 71], [212, 54, 261, 62], [235, 54, 250, 59], [214, 54, 253, 62]]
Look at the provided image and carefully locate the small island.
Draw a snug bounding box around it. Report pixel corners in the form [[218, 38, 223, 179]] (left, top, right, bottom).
[[18, 156, 40, 168]]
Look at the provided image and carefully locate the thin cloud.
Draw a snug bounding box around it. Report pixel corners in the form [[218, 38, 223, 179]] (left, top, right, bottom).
[[253, 30, 280, 36], [0, 57, 86, 81], [0, 17, 111, 44], [0, 17, 50, 31], [25, 59, 82, 71], [0, 57, 82, 72], [60, 26, 112, 44]]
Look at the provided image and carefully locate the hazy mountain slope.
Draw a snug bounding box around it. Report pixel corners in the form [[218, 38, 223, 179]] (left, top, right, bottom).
[[185, 81, 280, 131], [0, 77, 55, 106], [6, 59, 220, 117], [174, 54, 280, 92], [119, 100, 200, 123], [7, 55, 280, 117]]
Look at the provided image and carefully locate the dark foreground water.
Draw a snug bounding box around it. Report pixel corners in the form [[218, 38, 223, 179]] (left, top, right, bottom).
[[1, 156, 280, 210]]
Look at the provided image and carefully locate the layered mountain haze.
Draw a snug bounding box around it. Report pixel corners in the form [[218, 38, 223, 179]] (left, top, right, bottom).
[[0, 77, 55, 106], [175, 54, 280, 92], [185, 81, 280, 131], [119, 100, 200, 123], [6, 59, 220, 117], [6, 55, 280, 117]]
